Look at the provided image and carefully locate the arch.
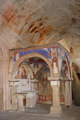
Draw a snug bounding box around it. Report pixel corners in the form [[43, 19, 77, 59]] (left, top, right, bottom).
[[0, 37, 9, 58], [72, 62, 80, 73], [11, 53, 53, 78], [0, 37, 9, 110], [72, 62, 80, 68], [61, 55, 71, 78]]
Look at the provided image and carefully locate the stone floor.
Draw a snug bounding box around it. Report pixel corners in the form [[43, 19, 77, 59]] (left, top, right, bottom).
[[0, 104, 80, 120]]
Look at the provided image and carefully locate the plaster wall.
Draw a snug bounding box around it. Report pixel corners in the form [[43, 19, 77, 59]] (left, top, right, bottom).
[[72, 66, 80, 106]]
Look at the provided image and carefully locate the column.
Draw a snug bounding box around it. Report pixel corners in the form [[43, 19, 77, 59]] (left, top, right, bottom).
[[12, 87, 17, 104], [9, 86, 17, 110], [18, 95, 24, 111], [65, 81, 71, 107], [50, 81, 62, 114]]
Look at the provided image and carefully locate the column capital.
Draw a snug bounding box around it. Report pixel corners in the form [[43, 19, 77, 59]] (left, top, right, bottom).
[[48, 77, 60, 81]]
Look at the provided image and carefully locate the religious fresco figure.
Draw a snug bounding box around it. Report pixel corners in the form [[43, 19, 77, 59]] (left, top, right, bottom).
[[14, 67, 21, 78], [39, 70, 52, 103], [9, 54, 15, 73], [33, 65, 38, 75], [49, 47, 58, 76], [21, 66, 27, 79], [52, 53, 58, 76], [40, 72, 48, 95], [61, 57, 69, 78]]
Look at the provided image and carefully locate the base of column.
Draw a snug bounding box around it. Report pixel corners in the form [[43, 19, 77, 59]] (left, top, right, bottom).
[[9, 103, 17, 110], [50, 106, 62, 114], [18, 108, 24, 111]]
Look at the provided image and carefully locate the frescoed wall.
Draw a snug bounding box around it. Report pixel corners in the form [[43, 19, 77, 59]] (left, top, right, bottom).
[[58, 47, 71, 78], [58, 47, 71, 103], [38, 66, 52, 104], [9, 44, 71, 105], [9, 45, 71, 79], [9, 46, 60, 77], [13, 63, 33, 79]]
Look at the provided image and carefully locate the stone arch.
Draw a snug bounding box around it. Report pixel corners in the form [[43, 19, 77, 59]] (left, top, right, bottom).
[[72, 62, 80, 68], [0, 37, 9, 110], [11, 53, 53, 78], [0, 37, 9, 58]]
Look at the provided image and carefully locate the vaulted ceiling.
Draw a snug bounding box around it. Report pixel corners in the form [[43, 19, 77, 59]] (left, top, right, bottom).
[[0, 0, 80, 64]]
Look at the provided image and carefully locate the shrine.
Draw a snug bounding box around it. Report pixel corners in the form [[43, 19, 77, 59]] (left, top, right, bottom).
[[9, 43, 72, 114]]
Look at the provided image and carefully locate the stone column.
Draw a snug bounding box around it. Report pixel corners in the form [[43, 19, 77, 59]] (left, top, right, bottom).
[[11, 87, 17, 104], [9, 86, 17, 110], [50, 81, 62, 114], [65, 81, 71, 107], [18, 95, 24, 111]]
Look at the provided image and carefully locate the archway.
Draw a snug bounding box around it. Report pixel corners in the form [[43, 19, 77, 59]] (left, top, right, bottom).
[[11, 53, 53, 78], [0, 37, 9, 110], [72, 62, 80, 106], [60, 55, 71, 104], [10, 54, 52, 111]]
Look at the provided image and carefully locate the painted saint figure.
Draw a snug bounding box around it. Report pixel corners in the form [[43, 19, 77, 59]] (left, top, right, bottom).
[[52, 53, 58, 76], [49, 47, 58, 76], [21, 66, 27, 79]]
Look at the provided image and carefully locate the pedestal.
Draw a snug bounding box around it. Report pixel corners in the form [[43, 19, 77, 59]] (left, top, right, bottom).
[[50, 106, 62, 114], [50, 82, 62, 114], [26, 91, 37, 108], [14, 93, 28, 111]]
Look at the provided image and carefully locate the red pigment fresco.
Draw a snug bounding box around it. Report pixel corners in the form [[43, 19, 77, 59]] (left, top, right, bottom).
[[25, 13, 35, 23], [28, 21, 35, 31], [36, 25, 53, 44], [3, 8, 17, 23], [75, 0, 80, 17], [3, 5, 14, 18], [11, 16, 20, 26], [37, 26, 45, 33], [28, 18, 44, 32], [71, 18, 76, 24], [37, 18, 42, 22], [30, 22, 44, 33], [36, 36, 45, 44], [2, 2, 53, 44]]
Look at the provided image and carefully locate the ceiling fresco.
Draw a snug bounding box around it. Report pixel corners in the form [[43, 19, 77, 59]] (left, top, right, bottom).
[[0, 0, 80, 65]]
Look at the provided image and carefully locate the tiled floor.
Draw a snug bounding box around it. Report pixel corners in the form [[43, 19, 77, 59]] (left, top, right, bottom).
[[0, 104, 80, 120]]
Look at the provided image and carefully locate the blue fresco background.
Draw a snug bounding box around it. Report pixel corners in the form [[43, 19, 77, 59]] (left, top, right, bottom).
[[14, 48, 52, 62]]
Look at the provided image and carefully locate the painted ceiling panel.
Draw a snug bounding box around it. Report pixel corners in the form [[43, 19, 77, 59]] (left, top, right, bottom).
[[0, 0, 80, 53]]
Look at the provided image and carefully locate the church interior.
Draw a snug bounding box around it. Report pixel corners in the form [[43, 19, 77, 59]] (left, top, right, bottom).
[[0, 0, 80, 120]]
